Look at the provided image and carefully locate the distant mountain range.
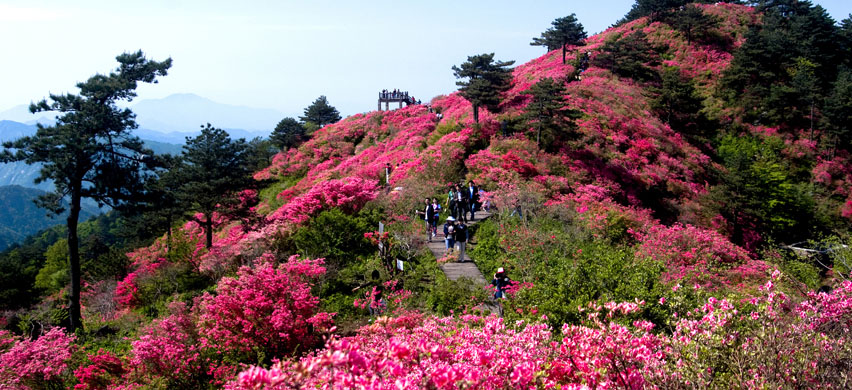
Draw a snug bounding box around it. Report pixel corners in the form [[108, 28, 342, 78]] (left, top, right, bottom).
[[0, 93, 282, 144], [0, 185, 99, 251]]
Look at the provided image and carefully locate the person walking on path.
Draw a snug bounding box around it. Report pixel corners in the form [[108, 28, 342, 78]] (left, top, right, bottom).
[[448, 185, 458, 222], [456, 184, 468, 223], [467, 180, 479, 221], [416, 198, 437, 242], [430, 197, 442, 239], [443, 216, 456, 255], [453, 219, 468, 262], [491, 267, 512, 299]]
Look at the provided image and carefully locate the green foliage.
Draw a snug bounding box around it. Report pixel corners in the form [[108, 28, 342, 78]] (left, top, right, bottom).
[[719, 0, 840, 129], [822, 67, 852, 152], [135, 262, 211, 319], [707, 134, 815, 245], [425, 276, 489, 316], [593, 31, 661, 82], [521, 77, 582, 151], [288, 208, 382, 268], [300, 96, 341, 128], [34, 239, 69, 294], [530, 14, 587, 51], [452, 53, 515, 123], [471, 216, 665, 328], [651, 66, 712, 141], [244, 137, 278, 172], [270, 117, 306, 150]]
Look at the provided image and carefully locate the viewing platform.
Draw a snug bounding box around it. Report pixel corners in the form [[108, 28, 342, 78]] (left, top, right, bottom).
[[378, 90, 420, 111]]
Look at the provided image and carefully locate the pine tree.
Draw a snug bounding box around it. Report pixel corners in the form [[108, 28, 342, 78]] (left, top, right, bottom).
[[667, 4, 720, 44], [651, 67, 707, 140], [270, 117, 306, 150], [522, 78, 582, 150], [618, 0, 721, 24], [593, 31, 660, 82], [530, 14, 587, 64], [0, 51, 171, 331], [300, 96, 341, 128], [452, 53, 515, 123], [823, 68, 852, 153], [177, 124, 252, 249]]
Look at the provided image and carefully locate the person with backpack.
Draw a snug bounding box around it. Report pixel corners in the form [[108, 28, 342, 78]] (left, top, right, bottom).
[[443, 216, 456, 255], [492, 267, 512, 299]]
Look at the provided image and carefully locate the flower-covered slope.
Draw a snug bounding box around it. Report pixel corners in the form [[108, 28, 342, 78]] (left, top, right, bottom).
[[118, 3, 780, 300]]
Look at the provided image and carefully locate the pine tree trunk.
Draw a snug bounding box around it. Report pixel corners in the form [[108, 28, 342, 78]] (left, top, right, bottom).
[[473, 105, 479, 123], [205, 213, 213, 249], [67, 187, 82, 332]]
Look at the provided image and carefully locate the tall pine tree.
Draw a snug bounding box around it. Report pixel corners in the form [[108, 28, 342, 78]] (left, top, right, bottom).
[[522, 78, 582, 150], [452, 53, 515, 123], [177, 124, 252, 249], [0, 51, 171, 331], [530, 14, 587, 64]]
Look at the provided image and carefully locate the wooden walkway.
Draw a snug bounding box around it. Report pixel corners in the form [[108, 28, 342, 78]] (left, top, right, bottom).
[[425, 210, 501, 314]]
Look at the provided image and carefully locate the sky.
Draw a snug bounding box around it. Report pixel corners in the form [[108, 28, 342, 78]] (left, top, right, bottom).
[[1, 0, 851, 120]]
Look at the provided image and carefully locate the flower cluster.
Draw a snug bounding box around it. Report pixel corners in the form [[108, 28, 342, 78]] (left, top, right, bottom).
[[0, 328, 76, 389]]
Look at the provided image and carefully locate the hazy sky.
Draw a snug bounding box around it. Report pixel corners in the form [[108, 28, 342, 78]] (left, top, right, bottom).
[[2, 1, 851, 118]]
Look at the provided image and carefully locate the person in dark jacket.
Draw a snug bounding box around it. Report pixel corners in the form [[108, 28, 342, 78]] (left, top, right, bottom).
[[467, 180, 479, 221], [492, 267, 512, 299], [453, 219, 468, 262], [456, 184, 469, 223], [415, 198, 436, 242]]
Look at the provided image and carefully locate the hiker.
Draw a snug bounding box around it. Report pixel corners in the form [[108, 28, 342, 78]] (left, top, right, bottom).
[[431, 197, 442, 238], [416, 197, 437, 242], [492, 267, 512, 299], [443, 216, 456, 254], [467, 180, 479, 221], [448, 185, 458, 221], [453, 219, 468, 262], [456, 184, 468, 223]]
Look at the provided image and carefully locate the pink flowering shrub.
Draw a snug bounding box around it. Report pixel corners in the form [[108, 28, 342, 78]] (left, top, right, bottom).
[[0, 327, 76, 389], [130, 301, 207, 384], [74, 349, 126, 390], [196, 254, 333, 358], [267, 177, 378, 224], [128, 253, 333, 387], [634, 223, 768, 288], [229, 271, 852, 389]]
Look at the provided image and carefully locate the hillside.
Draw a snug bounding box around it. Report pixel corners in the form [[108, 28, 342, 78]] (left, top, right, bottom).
[[2, 2, 852, 389], [0, 185, 98, 251]]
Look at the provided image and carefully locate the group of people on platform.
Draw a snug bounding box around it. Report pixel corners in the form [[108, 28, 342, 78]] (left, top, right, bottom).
[[380, 89, 421, 105]]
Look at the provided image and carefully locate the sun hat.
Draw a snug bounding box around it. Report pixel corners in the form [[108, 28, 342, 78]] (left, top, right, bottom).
[[497, 267, 504, 273], [446, 216, 456, 221]]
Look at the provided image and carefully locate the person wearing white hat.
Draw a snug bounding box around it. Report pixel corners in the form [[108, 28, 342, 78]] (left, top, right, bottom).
[[443, 217, 456, 254], [492, 267, 511, 299]]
